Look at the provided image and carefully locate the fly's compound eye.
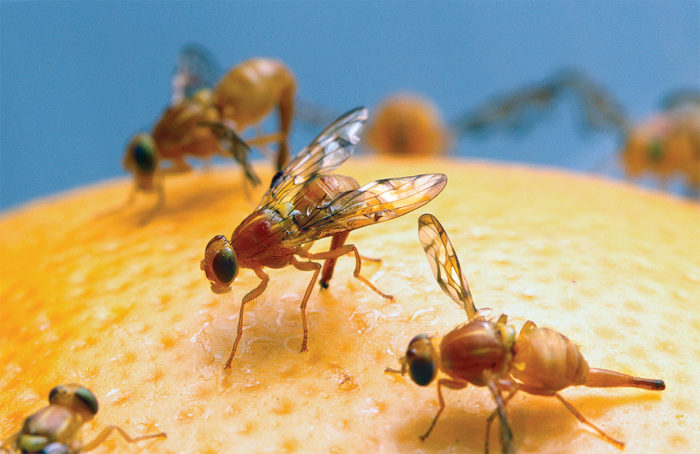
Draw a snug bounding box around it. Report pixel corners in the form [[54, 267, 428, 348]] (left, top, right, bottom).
[[48, 385, 61, 404], [202, 235, 238, 293], [406, 334, 436, 386], [74, 386, 99, 415], [128, 135, 158, 174]]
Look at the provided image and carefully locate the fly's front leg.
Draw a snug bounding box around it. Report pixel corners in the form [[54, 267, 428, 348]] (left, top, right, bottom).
[[306, 244, 394, 301], [225, 268, 270, 369], [420, 378, 467, 441], [140, 181, 165, 225], [290, 256, 322, 352], [80, 425, 166, 452], [0, 431, 20, 453]]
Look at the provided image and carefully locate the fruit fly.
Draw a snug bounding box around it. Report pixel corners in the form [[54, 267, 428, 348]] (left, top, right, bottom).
[[201, 107, 447, 368], [387, 214, 665, 454], [364, 94, 452, 156], [123, 45, 296, 217], [0, 384, 166, 453], [453, 70, 700, 196], [619, 98, 700, 195], [297, 95, 453, 157]]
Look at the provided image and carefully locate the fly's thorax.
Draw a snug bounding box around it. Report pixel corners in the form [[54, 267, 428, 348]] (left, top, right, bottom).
[[152, 94, 221, 159], [288, 174, 360, 226], [230, 209, 295, 269], [439, 319, 513, 387], [511, 326, 589, 393]]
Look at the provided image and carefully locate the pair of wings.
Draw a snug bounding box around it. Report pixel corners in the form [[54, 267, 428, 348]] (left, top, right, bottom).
[[257, 107, 448, 246], [171, 44, 221, 104], [418, 213, 479, 321]]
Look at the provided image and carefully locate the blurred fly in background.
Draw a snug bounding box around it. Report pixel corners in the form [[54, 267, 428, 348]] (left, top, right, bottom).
[[120, 45, 297, 221]]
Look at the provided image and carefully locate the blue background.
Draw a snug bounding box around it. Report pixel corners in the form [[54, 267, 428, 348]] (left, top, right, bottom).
[[1, 1, 698, 209]]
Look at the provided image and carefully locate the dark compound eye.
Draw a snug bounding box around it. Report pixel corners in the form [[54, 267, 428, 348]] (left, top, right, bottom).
[[75, 386, 99, 415], [408, 356, 436, 387], [48, 385, 60, 403], [406, 334, 436, 386], [132, 137, 157, 173], [213, 246, 237, 284]]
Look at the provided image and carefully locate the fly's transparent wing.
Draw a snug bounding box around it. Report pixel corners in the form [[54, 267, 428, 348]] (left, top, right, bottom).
[[171, 43, 221, 104], [417, 213, 477, 320], [286, 173, 447, 244], [452, 69, 628, 137], [204, 121, 260, 185], [659, 89, 700, 112], [258, 107, 368, 207]]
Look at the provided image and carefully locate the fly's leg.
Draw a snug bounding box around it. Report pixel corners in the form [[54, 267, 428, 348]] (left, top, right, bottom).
[[290, 256, 322, 352], [554, 393, 625, 449], [319, 231, 350, 288], [246, 131, 284, 148], [251, 125, 275, 161], [305, 245, 394, 300], [0, 431, 20, 453], [80, 425, 166, 452], [484, 382, 517, 454], [502, 380, 626, 449], [319, 232, 382, 288], [161, 158, 193, 175], [420, 378, 467, 441], [140, 181, 165, 225], [275, 83, 295, 170], [225, 268, 270, 369]]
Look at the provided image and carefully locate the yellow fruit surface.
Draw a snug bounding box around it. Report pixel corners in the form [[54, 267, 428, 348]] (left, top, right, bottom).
[[0, 158, 698, 453]]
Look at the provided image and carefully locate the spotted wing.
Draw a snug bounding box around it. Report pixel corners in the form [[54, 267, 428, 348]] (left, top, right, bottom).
[[171, 43, 221, 104], [417, 214, 477, 320], [258, 107, 368, 207], [285, 173, 447, 244]]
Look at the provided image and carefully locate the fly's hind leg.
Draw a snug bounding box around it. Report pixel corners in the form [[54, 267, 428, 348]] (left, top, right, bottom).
[[290, 256, 322, 352], [80, 425, 166, 452], [318, 232, 382, 289], [319, 231, 350, 288], [304, 244, 394, 300], [554, 393, 625, 449]]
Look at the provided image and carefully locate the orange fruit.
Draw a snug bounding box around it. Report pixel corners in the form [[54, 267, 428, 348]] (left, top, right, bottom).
[[0, 158, 697, 453]]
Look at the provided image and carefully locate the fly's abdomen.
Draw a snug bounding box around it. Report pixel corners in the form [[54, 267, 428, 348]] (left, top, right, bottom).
[[511, 326, 589, 393]]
